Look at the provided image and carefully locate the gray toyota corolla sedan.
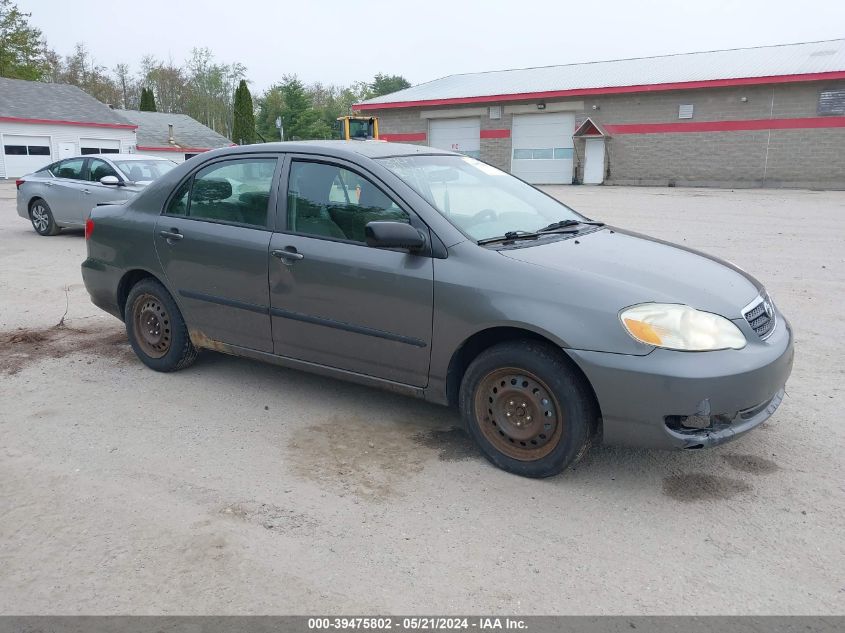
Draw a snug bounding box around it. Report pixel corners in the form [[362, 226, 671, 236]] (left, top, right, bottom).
[[16, 154, 176, 235], [81, 141, 794, 477]]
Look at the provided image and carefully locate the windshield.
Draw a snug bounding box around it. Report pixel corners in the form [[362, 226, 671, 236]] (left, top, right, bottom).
[[114, 159, 177, 182], [348, 118, 374, 139], [378, 155, 585, 241]]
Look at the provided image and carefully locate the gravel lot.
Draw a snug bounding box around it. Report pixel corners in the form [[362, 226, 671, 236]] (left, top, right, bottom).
[[1, 180, 843, 615]]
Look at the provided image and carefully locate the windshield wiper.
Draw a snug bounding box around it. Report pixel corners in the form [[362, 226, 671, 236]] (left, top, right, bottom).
[[539, 219, 605, 232], [477, 228, 580, 246]]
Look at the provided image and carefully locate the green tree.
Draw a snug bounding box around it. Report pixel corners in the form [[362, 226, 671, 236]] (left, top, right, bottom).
[[184, 47, 245, 138], [256, 75, 330, 142], [139, 87, 157, 112], [368, 73, 411, 98], [58, 42, 121, 106], [232, 79, 255, 145], [140, 55, 184, 113], [0, 0, 49, 80]]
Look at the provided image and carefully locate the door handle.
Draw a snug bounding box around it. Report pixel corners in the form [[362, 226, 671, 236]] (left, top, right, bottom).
[[45, 182, 53, 187], [82, 189, 91, 194], [159, 229, 184, 241], [272, 248, 304, 261]]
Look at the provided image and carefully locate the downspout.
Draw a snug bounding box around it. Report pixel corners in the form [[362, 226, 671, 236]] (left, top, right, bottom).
[[762, 86, 775, 183]]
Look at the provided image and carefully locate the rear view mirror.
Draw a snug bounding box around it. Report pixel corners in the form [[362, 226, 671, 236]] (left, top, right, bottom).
[[99, 175, 121, 186], [365, 221, 426, 250]]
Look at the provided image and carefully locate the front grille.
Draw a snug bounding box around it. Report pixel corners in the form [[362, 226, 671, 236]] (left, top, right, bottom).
[[744, 296, 776, 339]]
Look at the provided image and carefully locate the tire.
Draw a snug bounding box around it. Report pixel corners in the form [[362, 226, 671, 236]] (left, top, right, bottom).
[[124, 278, 198, 372], [29, 199, 60, 236], [459, 340, 598, 478]]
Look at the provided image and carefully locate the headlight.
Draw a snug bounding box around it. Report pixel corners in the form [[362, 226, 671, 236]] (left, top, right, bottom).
[[620, 303, 746, 351]]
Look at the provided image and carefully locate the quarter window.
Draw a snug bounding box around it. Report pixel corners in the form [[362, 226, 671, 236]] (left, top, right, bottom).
[[166, 158, 277, 228], [287, 161, 409, 242], [54, 158, 86, 180]]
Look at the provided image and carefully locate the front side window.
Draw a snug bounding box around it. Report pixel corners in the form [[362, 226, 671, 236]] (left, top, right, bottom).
[[287, 161, 409, 242], [88, 159, 120, 182], [379, 155, 584, 241], [54, 158, 86, 180], [166, 158, 276, 228]]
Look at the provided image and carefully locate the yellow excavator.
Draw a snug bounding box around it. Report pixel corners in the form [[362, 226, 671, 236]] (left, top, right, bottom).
[[337, 115, 379, 140]]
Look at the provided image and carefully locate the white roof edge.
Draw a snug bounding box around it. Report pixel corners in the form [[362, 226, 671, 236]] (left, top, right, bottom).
[[358, 38, 845, 106]]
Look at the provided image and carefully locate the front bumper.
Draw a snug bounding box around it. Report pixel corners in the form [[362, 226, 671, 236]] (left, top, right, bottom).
[[566, 313, 794, 450]]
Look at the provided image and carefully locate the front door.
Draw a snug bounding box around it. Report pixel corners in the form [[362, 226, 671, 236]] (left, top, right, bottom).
[[86, 158, 129, 209], [154, 156, 280, 353], [58, 142, 76, 159], [583, 137, 606, 184], [268, 158, 433, 387]]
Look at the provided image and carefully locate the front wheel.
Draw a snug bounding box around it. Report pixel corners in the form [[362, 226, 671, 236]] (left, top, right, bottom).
[[459, 340, 598, 478], [125, 278, 197, 372], [29, 199, 60, 236]]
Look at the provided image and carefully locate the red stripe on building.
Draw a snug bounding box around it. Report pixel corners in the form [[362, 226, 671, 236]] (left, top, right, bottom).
[[0, 115, 137, 130], [136, 146, 212, 152], [380, 132, 426, 141], [480, 129, 510, 139], [354, 71, 845, 110], [605, 116, 845, 134]]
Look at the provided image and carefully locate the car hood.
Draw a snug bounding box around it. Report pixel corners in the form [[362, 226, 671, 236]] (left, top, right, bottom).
[[498, 227, 763, 319]]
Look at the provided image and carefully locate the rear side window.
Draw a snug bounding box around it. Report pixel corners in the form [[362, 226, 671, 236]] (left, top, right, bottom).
[[287, 161, 409, 242], [165, 158, 277, 228], [54, 158, 86, 180]]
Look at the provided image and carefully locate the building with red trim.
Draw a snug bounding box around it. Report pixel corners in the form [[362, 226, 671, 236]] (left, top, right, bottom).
[[0, 77, 140, 178], [0, 78, 232, 178], [355, 39, 845, 188], [115, 109, 233, 163]]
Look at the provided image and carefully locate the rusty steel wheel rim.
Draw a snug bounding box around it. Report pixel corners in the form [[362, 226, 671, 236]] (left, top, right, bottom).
[[132, 293, 171, 359], [474, 367, 563, 461]]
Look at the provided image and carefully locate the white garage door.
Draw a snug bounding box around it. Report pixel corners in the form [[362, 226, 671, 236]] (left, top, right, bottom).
[[429, 118, 480, 158], [511, 113, 575, 184], [2, 134, 52, 177], [80, 138, 121, 155]]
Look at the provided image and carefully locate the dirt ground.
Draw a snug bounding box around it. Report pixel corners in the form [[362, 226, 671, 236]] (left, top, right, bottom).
[[1, 180, 843, 615]]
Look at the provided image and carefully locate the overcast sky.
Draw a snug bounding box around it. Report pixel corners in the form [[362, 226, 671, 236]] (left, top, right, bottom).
[[18, 0, 845, 92]]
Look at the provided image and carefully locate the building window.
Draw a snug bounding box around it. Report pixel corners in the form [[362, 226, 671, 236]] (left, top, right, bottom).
[[81, 146, 120, 155], [678, 104, 694, 119], [818, 89, 845, 115], [513, 148, 573, 160], [3, 145, 27, 155]]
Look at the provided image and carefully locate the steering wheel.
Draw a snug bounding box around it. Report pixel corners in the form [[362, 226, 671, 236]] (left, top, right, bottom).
[[465, 208, 498, 227]]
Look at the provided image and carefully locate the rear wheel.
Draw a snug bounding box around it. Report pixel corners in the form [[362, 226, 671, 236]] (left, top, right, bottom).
[[125, 278, 197, 372], [459, 340, 598, 477], [29, 199, 59, 236]]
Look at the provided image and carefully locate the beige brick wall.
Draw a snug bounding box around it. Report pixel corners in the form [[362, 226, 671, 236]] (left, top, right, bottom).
[[367, 81, 845, 188]]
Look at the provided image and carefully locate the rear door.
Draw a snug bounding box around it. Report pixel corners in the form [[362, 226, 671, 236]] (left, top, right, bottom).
[[268, 156, 434, 387], [154, 155, 280, 352], [48, 157, 90, 225]]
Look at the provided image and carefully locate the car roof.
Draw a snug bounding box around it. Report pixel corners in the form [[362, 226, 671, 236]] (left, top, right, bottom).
[[82, 153, 173, 161], [212, 140, 457, 160]]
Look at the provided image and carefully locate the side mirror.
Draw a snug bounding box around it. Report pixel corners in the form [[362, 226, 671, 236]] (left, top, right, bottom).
[[99, 175, 122, 186], [365, 221, 426, 250]]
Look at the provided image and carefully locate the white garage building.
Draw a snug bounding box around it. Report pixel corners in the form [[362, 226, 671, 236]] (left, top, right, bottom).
[[0, 77, 137, 179]]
